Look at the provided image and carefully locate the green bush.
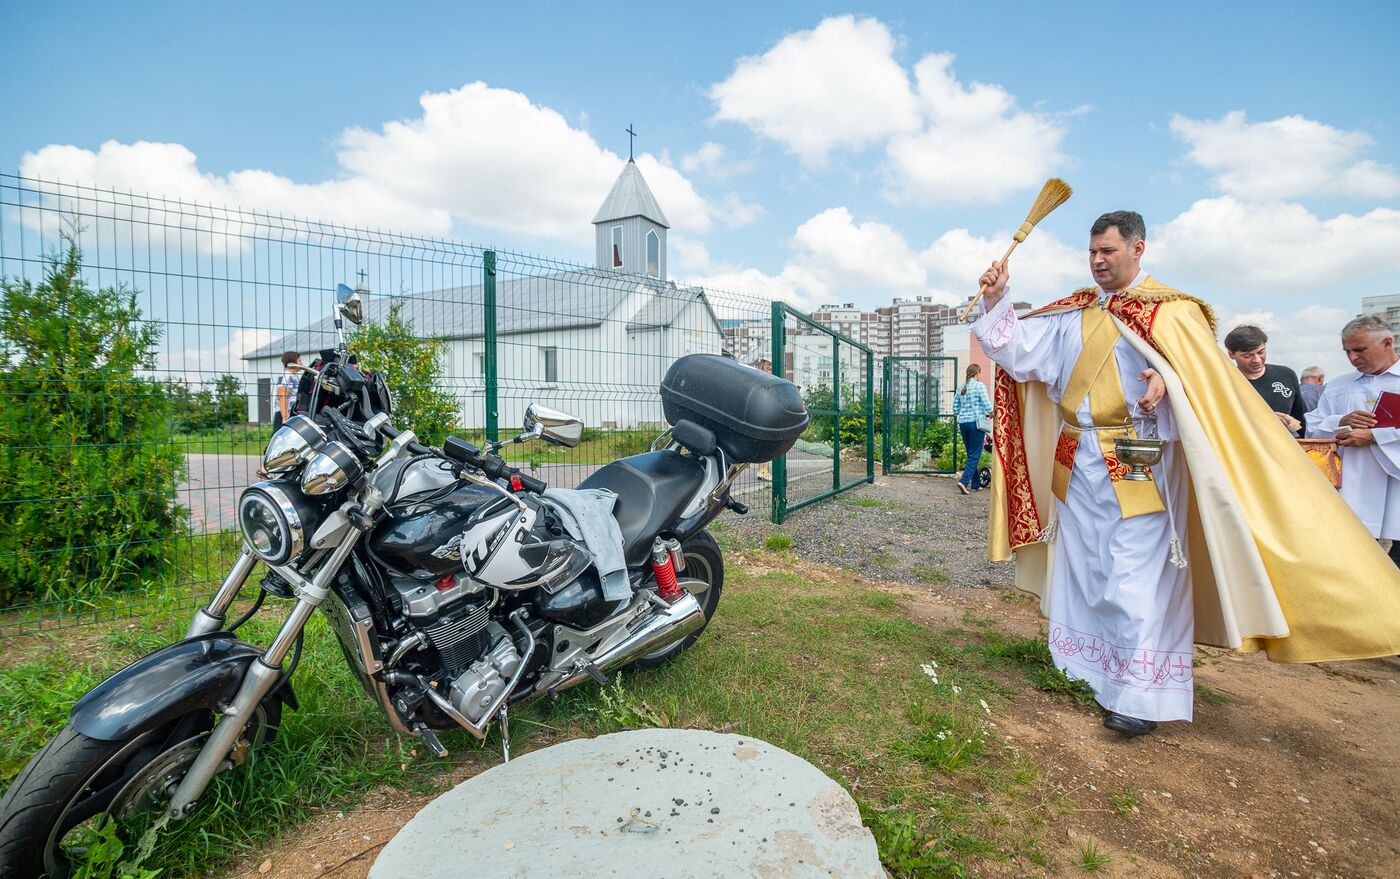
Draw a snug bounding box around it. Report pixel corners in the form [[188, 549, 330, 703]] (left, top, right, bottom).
[[349, 301, 459, 445], [0, 233, 186, 606]]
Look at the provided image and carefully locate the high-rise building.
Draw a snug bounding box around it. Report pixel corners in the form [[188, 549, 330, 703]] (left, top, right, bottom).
[[1360, 294, 1400, 333]]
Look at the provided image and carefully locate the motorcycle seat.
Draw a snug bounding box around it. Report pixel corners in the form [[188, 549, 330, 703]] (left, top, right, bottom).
[[578, 450, 706, 567]]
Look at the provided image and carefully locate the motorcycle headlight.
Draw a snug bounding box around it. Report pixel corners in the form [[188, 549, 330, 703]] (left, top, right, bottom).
[[238, 482, 310, 565], [262, 415, 326, 474], [301, 441, 364, 496]]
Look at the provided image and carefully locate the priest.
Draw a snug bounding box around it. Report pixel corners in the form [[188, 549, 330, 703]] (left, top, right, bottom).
[[1306, 315, 1400, 565], [974, 210, 1400, 738]]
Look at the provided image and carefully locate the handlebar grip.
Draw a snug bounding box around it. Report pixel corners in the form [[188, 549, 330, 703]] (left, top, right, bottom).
[[514, 471, 547, 494]]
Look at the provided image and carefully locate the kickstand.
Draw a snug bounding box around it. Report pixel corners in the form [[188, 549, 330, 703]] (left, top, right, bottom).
[[498, 704, 511, 763]]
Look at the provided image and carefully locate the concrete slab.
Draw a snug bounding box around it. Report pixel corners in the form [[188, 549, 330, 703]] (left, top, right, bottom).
[[370, 729, 883, 878]]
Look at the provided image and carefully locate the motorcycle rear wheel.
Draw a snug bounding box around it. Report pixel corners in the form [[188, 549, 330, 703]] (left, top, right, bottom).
[[0, 702, 280, 879], [632, 530, 724, 669]]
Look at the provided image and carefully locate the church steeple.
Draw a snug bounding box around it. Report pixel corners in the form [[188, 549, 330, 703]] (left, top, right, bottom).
[[594, 159, 669, 281]]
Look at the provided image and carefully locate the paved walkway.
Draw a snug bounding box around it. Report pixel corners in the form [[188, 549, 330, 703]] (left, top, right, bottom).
[[370, 729, 882, 878]]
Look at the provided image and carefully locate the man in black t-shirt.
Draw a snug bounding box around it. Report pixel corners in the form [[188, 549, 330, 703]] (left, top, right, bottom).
[[1223, 325, 1307, 435]]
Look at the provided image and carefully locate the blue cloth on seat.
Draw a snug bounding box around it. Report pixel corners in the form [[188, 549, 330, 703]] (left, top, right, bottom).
[[543, 487, 631, 600]]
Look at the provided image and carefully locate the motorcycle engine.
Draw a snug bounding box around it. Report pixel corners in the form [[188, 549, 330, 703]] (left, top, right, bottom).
[[391, 577, 523, 727]]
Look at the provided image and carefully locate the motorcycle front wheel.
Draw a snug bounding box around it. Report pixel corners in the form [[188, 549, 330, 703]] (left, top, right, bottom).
[[632, 530, 724, 669], [0, 702, 280, 879]]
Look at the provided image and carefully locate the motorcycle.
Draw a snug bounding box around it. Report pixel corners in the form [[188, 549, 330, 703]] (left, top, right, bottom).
[[0, 283, 808, 878]]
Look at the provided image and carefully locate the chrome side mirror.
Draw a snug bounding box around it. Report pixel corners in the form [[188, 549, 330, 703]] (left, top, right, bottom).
[[335, 282, 364, 325], [524, 403, 584, 448]]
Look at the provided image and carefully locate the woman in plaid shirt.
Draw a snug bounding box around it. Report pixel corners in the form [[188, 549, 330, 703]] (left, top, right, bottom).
[[955, 363, 993, 494]]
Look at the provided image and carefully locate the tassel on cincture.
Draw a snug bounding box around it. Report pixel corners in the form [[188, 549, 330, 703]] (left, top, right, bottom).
[[1168, 534, 1188, 569]]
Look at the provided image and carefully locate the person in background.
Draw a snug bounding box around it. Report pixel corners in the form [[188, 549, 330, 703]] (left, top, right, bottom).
[[1299, 366, 1325, 412], [953, 363, 993, 495], [1223, 325, 1307, 435], [275, 351, 301, 429], [1307, 316, 1400, 566]]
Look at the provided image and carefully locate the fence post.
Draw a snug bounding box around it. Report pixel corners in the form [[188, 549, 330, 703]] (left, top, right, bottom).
[[483, 250, 499, 443], [770, 300, 786, 525], [831, 333, 841, 492], [865, 349, 874, 483], [881, 358, 891, 476]]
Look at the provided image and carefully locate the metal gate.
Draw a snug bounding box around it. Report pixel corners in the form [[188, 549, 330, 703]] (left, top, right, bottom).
[[881, 355, 962, 475], [770, 302, 874, 523]]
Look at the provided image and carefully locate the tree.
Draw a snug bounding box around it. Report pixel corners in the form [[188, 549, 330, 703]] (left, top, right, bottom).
[[0, 231, 186, 605], [348, 300, 458, 444], [210, 373, 247, 426]]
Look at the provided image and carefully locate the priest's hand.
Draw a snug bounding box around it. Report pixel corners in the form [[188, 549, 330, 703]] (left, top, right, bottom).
[[1339, 426, 1375, 447], [1340, 410, 1377, 429], [979, 261, 1009, 310], [1136, 368, 1166, 414]]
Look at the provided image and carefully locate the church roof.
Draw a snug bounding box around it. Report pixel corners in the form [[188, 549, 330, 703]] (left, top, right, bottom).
[[243, 271, 712, 359], [592, 160, 670, 228]]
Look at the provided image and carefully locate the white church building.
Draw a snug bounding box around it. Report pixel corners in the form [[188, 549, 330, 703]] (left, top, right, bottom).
[[244, 159, 724, 430]]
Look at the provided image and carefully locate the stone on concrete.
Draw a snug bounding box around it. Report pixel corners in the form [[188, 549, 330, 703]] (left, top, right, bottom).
[[371, 728, 883, 878]]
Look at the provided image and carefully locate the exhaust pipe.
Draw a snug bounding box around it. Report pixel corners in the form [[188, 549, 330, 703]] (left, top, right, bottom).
[[547, 592, 706, 693]]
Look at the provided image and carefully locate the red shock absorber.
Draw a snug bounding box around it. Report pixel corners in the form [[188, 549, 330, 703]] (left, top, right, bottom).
[[651, 540, 682, 602]]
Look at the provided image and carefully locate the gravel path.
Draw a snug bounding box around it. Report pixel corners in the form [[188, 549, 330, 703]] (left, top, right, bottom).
[[721, 472, 1013, 589]]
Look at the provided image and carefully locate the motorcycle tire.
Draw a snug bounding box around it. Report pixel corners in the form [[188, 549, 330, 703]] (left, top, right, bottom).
[[0, 702, 280, 879], [630, 530, 724, 669]]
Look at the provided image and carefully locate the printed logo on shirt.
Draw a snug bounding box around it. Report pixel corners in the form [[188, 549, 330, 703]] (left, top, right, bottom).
[[1272, 382, 1293, 398]]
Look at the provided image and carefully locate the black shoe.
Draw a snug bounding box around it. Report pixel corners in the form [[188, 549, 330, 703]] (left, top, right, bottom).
[[1103, 713, 1157, 738]]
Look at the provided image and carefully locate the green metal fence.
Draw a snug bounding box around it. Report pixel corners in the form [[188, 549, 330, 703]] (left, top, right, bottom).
[[882, 355, 962, 475], [0, 173, 869, 637], [770, 303, 874, 524]]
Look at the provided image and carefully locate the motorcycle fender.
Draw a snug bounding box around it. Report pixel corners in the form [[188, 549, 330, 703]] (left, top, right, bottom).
[[70, 633, 297, 741]]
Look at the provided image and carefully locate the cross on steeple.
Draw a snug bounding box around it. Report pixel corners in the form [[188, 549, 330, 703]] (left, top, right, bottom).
[[625, 124, 637, 162]]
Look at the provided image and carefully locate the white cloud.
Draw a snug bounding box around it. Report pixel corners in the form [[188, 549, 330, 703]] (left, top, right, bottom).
[[708, 15, 921, 166], [680, 142, 756, 179], [1214, 304, 1353, 383], [918, 226, 1085, 303], [1171, 111, 1400, 201], [21, 82, 722, 244], [22, 140, 451, 235], [681, 207, 1085, 314], [708, 17, 1067, 204], [1153, 196, 1400, 290], [790, 208, 929, 295], [884, 54, 1068, 204], [689, 263, 829, 315]]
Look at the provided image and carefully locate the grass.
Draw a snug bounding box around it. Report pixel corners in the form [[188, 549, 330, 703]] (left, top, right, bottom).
[[0, 559, 1061, 878], [1195, 682, 1230, 705], [853, 496, 902, 510], [1109, 784, 1139, 818], [1077, 840, 1112, 871], [976, 633, 1098, 708], [172, 423, 268, 456], [762, 532, 793, 551]]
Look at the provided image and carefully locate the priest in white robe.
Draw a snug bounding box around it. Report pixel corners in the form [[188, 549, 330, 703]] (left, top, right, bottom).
[[1306, 315, 1400, 563], [974, 212, 1189, 734], [973, 210, 1400, 739]]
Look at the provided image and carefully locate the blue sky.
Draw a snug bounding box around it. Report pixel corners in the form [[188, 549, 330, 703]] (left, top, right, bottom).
[[4, 1, 1400, 377]]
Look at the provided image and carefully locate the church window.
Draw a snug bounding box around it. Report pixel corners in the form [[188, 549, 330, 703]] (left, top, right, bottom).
[[646, 230, 660, 278], [541, 347, 558, 384], [611, 225, 623, 268]]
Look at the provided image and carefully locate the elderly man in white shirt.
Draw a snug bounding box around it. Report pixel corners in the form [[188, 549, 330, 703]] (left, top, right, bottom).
[[1308, 315, 1400, 565]]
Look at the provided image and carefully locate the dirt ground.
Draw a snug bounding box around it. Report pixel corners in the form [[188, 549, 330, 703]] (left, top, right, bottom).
[[218, 474, 1400, 879]]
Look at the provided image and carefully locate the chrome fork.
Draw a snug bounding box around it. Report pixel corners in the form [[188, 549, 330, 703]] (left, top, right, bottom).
[[166, 526, 367, 817]]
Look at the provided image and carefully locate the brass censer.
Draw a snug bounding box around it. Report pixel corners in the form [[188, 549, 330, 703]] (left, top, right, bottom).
[[1113, 415, 1164, 481]]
